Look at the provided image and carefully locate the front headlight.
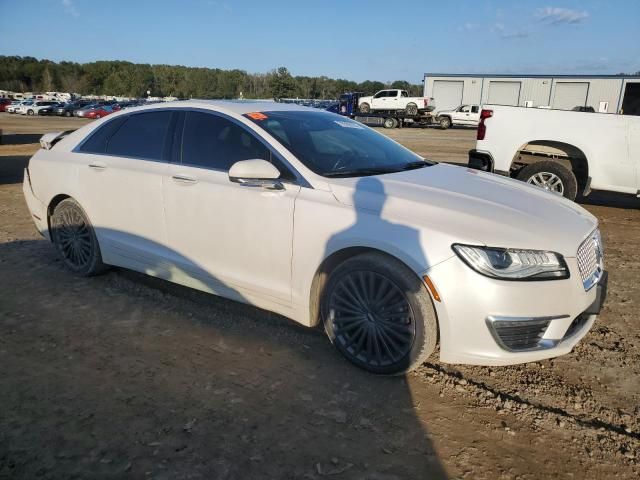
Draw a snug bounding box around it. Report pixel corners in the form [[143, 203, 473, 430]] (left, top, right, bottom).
[[452, 244, 569, 280]]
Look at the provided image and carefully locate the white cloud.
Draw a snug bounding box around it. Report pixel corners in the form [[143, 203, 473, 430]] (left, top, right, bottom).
[[207, 0, 233, 13], [492, 22, 530, 39], [62, 0, 79, 17], [537, 7, 589, 25]]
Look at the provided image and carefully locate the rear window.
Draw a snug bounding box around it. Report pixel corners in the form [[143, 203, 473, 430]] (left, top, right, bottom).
[[106, 111, 173, 160], [78, 117, 127, 154]]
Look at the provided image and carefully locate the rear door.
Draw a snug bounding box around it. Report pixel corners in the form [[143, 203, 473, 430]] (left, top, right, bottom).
[[76, 110, 175, 266]]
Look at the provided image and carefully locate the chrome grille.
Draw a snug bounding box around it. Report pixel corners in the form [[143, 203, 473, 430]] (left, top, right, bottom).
[[576, 229, 603, 291]]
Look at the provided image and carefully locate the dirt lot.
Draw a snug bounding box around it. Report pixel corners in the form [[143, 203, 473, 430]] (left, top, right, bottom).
[[1, 113, 639, 479]]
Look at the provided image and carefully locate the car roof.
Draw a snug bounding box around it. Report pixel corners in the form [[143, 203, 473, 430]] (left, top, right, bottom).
[[120, 99, 315, 116]]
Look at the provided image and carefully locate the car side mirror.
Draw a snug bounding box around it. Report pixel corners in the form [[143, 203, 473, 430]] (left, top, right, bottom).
[[228, 159, 284, 190]]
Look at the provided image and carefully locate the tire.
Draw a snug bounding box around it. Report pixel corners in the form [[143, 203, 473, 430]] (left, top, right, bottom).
[[65, 111, 72, 117], [359, 102, 370, 113], [516, 160, 578, 201], [50, 198, 108, 276], [27, 109, 34, 116], [405, 103, 418, 116], [438, 116, 451, 130], [383, 117, 395, 129], [321, 253, 438, 375]]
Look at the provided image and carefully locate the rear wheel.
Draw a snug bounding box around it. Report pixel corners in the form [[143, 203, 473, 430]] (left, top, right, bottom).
[[383, 117, 396, 129], [322, 253, 438, 375], [405, 103, 418, 116], [438, 116, 451, 129], [516, 160, 578, 201], [50, 198, 108, 276], [65, 111, 72, 117], [359, 102, 370, 113], [27, 109, 34, 116]]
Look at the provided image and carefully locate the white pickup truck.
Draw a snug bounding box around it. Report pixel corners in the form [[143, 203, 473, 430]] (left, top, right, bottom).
[[358, 89, 435, 116], [468, 105, 640, 201], [436, 104, 480, 129]]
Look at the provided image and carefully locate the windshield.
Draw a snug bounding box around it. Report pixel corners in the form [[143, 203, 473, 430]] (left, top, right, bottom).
[[245, 111, 432, 177]]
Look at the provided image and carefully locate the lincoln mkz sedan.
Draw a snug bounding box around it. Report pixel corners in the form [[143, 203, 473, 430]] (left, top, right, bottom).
[[23, 101, 607, 374]]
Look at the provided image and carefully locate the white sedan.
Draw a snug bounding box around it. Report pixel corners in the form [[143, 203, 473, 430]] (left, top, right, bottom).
[[23, 101, 607, 374]]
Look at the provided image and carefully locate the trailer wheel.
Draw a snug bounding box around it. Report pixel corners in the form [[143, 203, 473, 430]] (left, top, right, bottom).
[[438, 116, 451, 129], [383, 117, 396, 129], [359, 103, 370, 113], [405, 103, 418, 116]]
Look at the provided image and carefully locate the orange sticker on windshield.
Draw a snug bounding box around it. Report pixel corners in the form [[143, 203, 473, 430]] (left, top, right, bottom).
[[247, 112, 268, 120]]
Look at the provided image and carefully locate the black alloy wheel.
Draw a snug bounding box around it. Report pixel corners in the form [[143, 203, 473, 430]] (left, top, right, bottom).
[[50, 199, 107, 276], [327, 270, 416, 369]]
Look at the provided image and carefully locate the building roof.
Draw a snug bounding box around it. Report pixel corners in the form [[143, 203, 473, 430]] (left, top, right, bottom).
[[423, 73, 640, 80]]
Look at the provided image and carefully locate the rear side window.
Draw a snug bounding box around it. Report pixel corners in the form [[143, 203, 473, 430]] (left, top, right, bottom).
[[78, 117, 127, 154], [181, 111, 270, 171], [106, 111, 173, 160]]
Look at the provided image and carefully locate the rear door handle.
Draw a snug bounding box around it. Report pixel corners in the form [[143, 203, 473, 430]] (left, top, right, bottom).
[[172, 174, 197, 185], [88, 162, 106, 170]]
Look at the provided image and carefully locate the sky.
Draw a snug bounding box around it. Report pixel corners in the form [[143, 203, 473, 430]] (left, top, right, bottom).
[[0, 0, 638, 83]]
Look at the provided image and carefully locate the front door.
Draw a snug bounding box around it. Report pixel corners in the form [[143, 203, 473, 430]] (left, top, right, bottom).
[[162, 110, 300, 306]]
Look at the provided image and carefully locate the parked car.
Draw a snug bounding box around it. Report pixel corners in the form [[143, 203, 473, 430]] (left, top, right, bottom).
[[21, 101, 59, 116], [436, 104, 481, 129], [0, 98, 13, 112], [83, 105, 114, 119], [468, 105, 640, 200], [74, 104, 108, 118], [6, 100, 23, 113], [56, 100, 93, 117], [358, 89, 436, 115], [24, 101, 606, 374], [13, 100, 34, 114], [572, 106, 596, 113]]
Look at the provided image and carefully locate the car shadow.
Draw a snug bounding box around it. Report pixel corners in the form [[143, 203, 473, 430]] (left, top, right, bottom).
[[0, 155, 29, 184], [0, 133, 43, 145], [0, 209, 448, 478], [577, 190, 640, 210]]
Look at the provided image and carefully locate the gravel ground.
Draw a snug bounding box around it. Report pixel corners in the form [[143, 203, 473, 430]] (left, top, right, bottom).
[[1, 113, 639, 479]]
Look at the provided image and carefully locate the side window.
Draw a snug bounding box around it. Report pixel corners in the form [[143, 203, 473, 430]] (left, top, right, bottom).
[[106, 111, 173, 161], [182, 111, 270, 171], [401, 91, 408, 97], [460, 105, 470, 112], [471, 105, 479, 113], [373, 91, 385, 99], [78, 116, 127, 154]]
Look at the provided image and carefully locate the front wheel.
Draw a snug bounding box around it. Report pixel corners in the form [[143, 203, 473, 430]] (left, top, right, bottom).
[[516, 160, 578, 201], [359, 102, 370, 113], [27, 109, 34, 116], [383, 117, 396, 129], [438, 116, 451, 129], [322, 253, 438, 375], [50, 198, 108, 276], [405, 103, 418, 116], [65, 111, 72, 117]]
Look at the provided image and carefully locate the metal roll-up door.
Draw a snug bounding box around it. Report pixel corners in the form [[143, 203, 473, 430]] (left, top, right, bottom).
[[487, 81, 521, 106], [432, 80, 463, 111], [552, 82, 589, 110]]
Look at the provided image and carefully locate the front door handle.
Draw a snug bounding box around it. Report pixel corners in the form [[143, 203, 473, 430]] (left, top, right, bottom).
[[172, 174, 197, 185], [88, 162, 106, 170]]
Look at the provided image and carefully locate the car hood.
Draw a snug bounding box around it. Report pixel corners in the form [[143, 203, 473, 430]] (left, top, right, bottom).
[[328, 163, 597, 257]]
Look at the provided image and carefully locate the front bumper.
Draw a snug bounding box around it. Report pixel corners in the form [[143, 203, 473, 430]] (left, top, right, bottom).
[[426, 255, 606, 366]]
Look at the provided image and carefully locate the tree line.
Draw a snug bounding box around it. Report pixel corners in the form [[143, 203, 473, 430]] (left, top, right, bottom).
[[0, 56, 423, 99]]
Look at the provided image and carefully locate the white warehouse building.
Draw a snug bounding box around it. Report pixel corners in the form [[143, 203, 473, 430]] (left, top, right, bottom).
[[423, 73, 640, 115]]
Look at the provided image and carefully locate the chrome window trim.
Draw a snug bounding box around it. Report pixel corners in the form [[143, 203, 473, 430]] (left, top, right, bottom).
[[72, 106, 311, 189]]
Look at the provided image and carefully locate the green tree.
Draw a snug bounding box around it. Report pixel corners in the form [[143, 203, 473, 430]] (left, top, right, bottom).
[[269, 67, 296, 99]]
